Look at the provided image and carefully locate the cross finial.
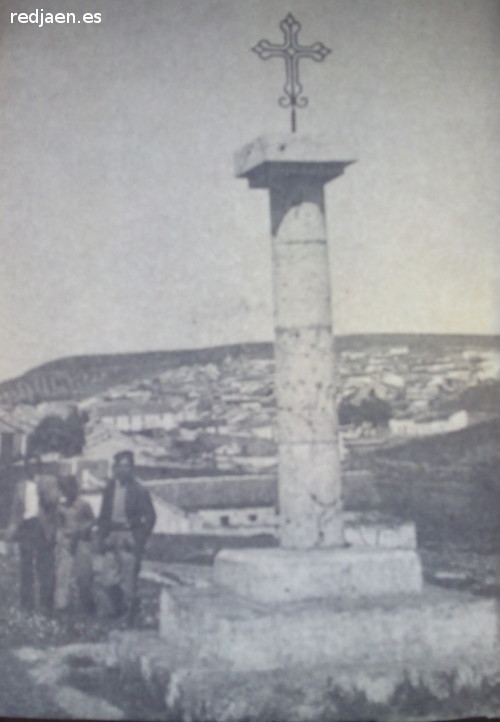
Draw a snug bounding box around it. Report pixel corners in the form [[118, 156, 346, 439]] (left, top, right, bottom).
[[252, 13, 331, 133]]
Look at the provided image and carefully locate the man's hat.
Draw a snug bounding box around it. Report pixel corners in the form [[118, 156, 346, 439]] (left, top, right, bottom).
[[58, 474, 78, 492], [113, 450, 134, 465], [37, 475, 60, 507]]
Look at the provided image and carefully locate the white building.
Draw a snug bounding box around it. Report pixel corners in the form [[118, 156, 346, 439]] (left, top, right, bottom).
[[381, 372, 405, 389], [388, 346, 409, 356], [389, 410, 469, 438], [97, 403, 177, 433]]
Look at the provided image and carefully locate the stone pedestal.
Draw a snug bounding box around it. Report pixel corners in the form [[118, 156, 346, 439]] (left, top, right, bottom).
[[158, 581, 500, 720], [160, 584, 498, 675], [214, 547, 423, 604], [236, 134, 354, 549]]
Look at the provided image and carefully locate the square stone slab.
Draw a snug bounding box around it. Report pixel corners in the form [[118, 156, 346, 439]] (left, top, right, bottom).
[[235, 134, 354, 188], [213, 546, 423, 604]]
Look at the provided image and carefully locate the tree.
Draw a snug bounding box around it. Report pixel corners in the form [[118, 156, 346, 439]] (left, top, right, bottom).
[[360, 391, 392, 428], [27, 408, 87, 458], [338, 390, 392, 428], [338, 398, 362, 426]]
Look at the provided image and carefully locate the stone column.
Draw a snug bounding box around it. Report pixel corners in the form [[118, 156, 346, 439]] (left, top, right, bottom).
[[235, 135, 354, 549]]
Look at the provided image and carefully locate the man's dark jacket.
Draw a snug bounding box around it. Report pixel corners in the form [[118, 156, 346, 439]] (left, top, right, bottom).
[[98, 477, 156, 554]]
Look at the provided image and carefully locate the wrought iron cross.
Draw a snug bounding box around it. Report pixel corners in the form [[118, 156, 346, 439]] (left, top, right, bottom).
[[252, 13, 331, 133]]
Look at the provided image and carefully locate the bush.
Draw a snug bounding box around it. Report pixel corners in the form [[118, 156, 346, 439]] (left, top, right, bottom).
[[339, 391, 392, 428], [27, 409, 87, 458]]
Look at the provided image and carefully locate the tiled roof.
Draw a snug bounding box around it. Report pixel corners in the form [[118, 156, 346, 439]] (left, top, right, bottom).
[[144, 474, 277, 511], [97, 402, 178, 417]]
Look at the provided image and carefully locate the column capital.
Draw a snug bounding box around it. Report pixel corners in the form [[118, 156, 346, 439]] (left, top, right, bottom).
[[235, 134, 355, 189]]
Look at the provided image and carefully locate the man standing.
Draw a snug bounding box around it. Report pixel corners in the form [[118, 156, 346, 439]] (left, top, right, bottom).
[[6, 457, 60, 614], [97, 450, 156, 622], [55, 475, 95, 614]]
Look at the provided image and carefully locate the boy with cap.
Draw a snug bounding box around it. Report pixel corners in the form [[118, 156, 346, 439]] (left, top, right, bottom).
[[55, 475, 95, 614]]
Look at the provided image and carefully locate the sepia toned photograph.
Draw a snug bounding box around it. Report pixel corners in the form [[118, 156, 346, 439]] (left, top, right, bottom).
[[0, 0, 499, 719]]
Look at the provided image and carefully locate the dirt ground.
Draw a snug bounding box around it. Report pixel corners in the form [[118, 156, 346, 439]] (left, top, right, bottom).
[[0, 540, 499, 651], [0, 550, 161, 649], [0, 542, 499, 720]]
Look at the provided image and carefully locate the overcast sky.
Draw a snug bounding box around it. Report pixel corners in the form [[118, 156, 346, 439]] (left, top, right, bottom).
[[1, 0, 499, 383]]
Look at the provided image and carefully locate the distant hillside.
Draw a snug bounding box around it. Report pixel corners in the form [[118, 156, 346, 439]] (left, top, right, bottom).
[[373, 416, 500, 468], [369, 417, 500, 550], [336, 333, 500, 354], [0, 334, 498, 406], [461, 381, 500, 414], [0, 344, 273, 405]]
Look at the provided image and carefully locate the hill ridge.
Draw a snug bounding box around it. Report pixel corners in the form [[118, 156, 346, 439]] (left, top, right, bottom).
[[1, 334, 499, 406]]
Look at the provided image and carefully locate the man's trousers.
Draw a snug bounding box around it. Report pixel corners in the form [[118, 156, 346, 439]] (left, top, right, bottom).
[[55, 538, 94, 613], [101, 531, 140, 612], [18, 518, 55, 613]]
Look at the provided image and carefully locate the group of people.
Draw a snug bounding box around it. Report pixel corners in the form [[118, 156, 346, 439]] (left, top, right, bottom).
[[6, 450, 156, 623]]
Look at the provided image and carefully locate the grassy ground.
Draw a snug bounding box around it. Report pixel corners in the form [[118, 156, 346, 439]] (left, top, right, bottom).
[[0, 649, 65, 719], [0, 550, 161, 648], [0, 541, 499, 653], [0, 540, 499, 719]]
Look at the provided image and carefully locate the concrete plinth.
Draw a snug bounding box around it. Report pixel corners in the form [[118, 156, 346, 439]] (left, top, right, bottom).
[[213, 546, 423, 604], [158, 581, 500, 720], [160, 583, 498, 673]]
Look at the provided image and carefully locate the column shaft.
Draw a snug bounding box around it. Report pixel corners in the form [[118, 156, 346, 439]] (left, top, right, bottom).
[[270, 185, 343, 549]]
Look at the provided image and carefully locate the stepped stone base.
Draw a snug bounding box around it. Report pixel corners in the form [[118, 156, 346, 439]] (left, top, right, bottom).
[[158, 580, 500, 720], [213, 546, 423, 604], [160, 583, 498, 673]]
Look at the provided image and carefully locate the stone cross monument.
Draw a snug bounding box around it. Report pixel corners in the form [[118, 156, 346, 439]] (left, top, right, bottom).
[[213, 15, 423, 603], [247, 15, 345, 549]]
